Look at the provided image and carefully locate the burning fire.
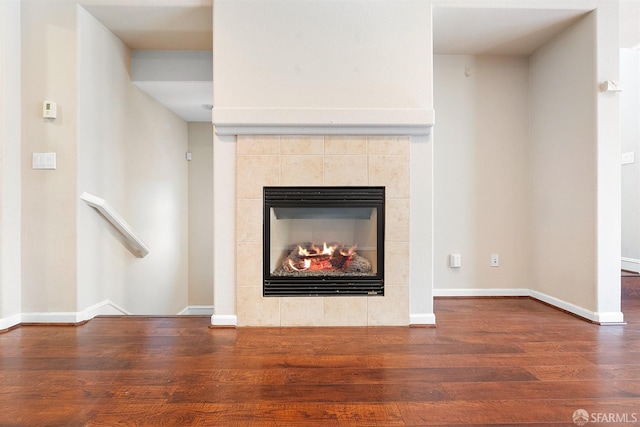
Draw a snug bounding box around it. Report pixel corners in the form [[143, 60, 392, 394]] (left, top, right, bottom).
[[285, 242, 357, 272]]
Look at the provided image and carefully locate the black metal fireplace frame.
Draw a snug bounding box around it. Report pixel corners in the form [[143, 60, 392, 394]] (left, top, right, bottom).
[[263, 186, 385, 297]]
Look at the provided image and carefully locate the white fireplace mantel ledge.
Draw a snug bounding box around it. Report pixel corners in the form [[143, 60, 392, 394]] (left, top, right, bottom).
[[212, 107, 434, 136]]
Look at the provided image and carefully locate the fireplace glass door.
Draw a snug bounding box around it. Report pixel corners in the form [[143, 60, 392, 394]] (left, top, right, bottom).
[[263, 187, 384, 296]]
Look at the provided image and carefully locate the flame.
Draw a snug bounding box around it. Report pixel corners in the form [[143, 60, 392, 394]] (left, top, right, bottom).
[[297, 242, 340, 257], [297, 245, 311, 257]]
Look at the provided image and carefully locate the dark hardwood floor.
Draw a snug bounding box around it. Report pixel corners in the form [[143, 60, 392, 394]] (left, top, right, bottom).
[[1, 296, 639, 426]]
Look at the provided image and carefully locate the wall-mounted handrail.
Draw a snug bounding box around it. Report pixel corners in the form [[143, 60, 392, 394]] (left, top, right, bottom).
[[80, 192, 150, 258]]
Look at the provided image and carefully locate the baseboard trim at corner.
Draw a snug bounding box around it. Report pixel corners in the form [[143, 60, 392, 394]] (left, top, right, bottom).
[[177, 305, 214, 316], [622, 257, 640, 273], [0, 313, 22, 332], [211, 314, 237, 328], [409, 313, 437, 327], [81, 300, 131, 321]]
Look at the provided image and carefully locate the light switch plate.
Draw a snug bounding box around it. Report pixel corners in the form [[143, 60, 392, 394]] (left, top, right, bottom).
[[450, 253, 461, 268], [33, 153, 57, 170]]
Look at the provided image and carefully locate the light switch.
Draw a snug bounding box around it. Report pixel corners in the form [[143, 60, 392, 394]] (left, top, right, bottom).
[[450, 253, 461, 268], [32, 153, 57, 170]]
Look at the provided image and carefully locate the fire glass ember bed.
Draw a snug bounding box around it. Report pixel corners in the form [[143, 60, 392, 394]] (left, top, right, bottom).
[[263, 186, 385, 297]]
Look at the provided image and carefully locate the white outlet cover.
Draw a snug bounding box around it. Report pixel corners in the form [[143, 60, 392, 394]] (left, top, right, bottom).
[[491, 254, 499, 267], [622, 152, 635, 165], [32, 153, 56, 170]]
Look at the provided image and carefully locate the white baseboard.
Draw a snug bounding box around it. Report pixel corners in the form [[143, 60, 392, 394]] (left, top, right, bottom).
[[434, 288, 625, 325], [177, 305, 214, 315], [20, 311, 86, 324], [622, 257, 640, 273], [529, 290, 625, 324], [0, 313, 21, 330], [211, 314, 237, 327], [80, 299, 131, 320], [20, 300, 130, 325], [433, 288, 530, 297], [409, 313, 437, 326], [594, 312, 626, 324]]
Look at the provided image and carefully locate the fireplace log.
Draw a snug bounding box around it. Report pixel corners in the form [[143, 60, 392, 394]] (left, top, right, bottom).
[[280, 243, 372, 275]]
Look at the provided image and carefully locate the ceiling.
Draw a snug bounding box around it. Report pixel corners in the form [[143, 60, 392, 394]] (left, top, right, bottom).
[[80, 2, 213, 122], [81, 3, 213, 50], [80, 2, 634, 122], [432, 8, 588, 55]]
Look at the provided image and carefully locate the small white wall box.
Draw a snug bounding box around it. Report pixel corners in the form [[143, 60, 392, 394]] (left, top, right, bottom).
[[450, 253, 461, 268], [599, 81, 622, 93], [43, 101, 57, 118]]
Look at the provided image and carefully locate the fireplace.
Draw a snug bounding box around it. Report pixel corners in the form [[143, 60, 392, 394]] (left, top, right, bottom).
[[263, 186, 385, 297]]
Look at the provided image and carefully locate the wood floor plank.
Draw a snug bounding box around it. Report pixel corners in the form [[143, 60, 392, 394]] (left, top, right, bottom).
[[526, 364, 640, 381], [441, 379, 640, 400], [88, 403, 407, 427]]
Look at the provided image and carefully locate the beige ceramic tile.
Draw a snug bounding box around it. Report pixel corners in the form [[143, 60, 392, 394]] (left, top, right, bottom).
[[367, 285, 409, 326], [236, 198, 262, 243], [280, 297, 325, 326], [367, 136, 410, 155], [236, 242, 263, 287], [384, 241, 410, 284], [281, 136, 324, 155], [385, 198, 410, 242], [324, 136, 367, 155], [368, 155, 410, 198], [237, 155, 280, 199], [281, 155, 324, 186], [323, 297, 368, 326], [323, 155, 368, 186], [237, 135, 280, 155], [237, 286, 281, 326]]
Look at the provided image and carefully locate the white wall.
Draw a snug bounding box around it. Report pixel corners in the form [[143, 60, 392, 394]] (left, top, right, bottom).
[[77, 6, 189, 315], [0, 0, 22, 328], [433, 55, 531, 294], [187, 122, 213, 307], [619, 1, 640, 272], [530, 8, 622, 322], [20, 0, 79, 313], [621, 48, 640, 271], [619, 0, 640, 49], [212, 0, 433, 132], [530, 13, 597, 310]]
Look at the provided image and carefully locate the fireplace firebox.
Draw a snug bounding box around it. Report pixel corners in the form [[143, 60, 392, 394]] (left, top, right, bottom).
[[263, 187, 385, 297]]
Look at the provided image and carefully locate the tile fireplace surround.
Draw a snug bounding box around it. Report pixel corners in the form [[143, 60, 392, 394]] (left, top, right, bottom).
[[235, 135, 410, 326], [212, 132, 434, 327]]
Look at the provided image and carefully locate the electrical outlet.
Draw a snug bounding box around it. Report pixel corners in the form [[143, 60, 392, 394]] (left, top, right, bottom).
[[491, 254, 499, 267]]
